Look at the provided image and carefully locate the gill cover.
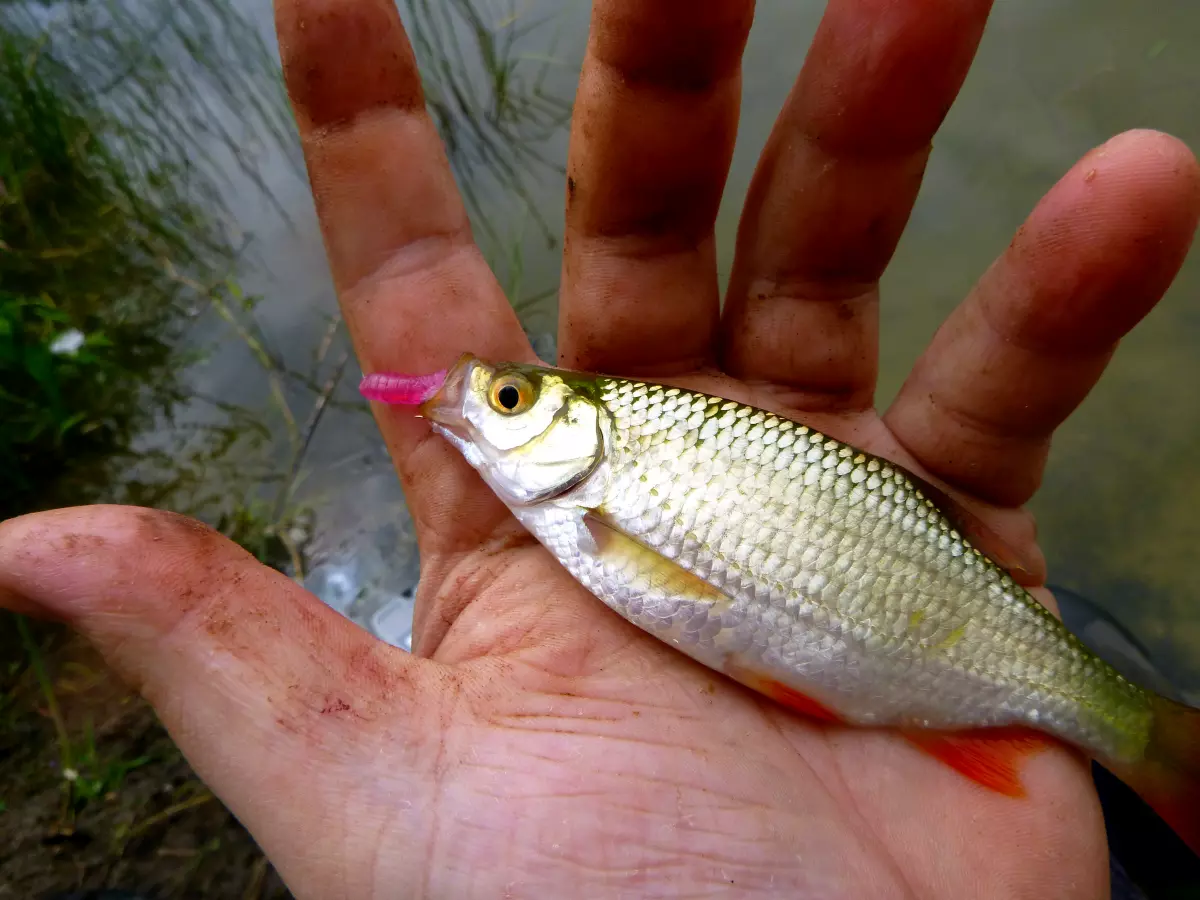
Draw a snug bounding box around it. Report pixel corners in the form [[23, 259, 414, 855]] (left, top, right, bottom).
[[420, 354, 606, 505]]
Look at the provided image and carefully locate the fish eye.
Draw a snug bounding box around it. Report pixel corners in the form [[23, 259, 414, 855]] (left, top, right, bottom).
[[488, 373, 534, 415]]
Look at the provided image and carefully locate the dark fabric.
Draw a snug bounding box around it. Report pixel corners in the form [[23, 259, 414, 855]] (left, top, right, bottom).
[[1052, 583, 1200, 899], [1111, 855, 1150, 900]]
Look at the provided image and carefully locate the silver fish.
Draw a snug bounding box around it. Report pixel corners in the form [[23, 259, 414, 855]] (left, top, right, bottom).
[[409, 353, 1200, 851]]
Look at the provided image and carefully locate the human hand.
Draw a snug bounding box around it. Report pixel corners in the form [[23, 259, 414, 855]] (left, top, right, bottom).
[[3, 0, 1198, 896]]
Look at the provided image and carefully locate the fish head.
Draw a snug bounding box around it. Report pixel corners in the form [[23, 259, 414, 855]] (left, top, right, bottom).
[[420, 353, 606, 505]]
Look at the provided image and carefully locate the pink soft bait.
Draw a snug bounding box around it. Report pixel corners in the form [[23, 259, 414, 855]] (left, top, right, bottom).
[[359, 369, 448, 406]]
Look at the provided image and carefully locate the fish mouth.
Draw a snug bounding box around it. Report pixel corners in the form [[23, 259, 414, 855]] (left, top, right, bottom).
[[418, 352, 479, 433]]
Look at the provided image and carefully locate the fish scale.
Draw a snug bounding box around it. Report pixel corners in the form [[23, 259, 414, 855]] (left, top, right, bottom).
[[565, 376, 1150, 760], [412, 354, 1200, 851]]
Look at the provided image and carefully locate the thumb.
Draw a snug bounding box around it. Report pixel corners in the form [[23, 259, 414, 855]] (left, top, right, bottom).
[[0, 505, 445, 897]]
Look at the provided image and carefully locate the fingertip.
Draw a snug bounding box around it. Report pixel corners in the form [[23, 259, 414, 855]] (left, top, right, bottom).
[[1056, 128, 1200, 240], [1, 507, 108, 621], [798, 0, 994, 155], [1, 503, 441, 895], [0, 513, 43, 617], [1089, 128, 1200, 188], [0, 504, 429, 728], [275, 0, 422, 132], [995, 129, 1200, 354], [0, 505, 247, 631], [884, 130, 1197, 507]]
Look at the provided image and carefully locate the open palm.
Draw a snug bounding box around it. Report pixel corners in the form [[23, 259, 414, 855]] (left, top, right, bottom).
[[3, 0, 1199, 897]]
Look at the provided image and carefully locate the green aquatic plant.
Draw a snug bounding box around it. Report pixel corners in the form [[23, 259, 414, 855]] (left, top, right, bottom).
[[0, 0, 571, 523], [0, 1, 575, 893], [405, 0, 573, 251], [0, 0, 293, 519], [0, 36, 195, 515]]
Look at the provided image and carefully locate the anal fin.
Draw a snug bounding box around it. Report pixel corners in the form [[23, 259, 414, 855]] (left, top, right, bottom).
[[900, 727, 1053, 797]]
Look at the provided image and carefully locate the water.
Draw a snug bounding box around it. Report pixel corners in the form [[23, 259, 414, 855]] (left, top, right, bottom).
[[198, 1, 1199, 688]]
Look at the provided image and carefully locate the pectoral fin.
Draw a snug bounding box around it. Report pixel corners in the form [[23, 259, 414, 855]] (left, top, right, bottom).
[[583, 514, 731, 609]]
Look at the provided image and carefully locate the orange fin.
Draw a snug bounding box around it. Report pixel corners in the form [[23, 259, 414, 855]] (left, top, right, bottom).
[[761, 680, 844, 724], [724, 659, 844, 724], [901, 727, 1052, 797]]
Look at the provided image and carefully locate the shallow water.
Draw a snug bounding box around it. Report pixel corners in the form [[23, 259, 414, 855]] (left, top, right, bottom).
[[205, 0, 1200, 689]]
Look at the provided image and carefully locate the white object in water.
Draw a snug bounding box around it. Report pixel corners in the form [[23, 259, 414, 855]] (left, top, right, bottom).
[[49, 329, 86, 356], [370, 587, 417, 651]]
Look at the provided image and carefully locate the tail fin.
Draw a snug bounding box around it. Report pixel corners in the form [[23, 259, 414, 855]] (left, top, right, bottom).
[[1112, 695, 1200, 856]]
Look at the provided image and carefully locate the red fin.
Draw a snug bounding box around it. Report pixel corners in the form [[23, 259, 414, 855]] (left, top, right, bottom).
[[763, 681, 844, 724], [1110, 696, 1200, 856], [724, 659, 843, 724], [901, 727, 1052, 797]]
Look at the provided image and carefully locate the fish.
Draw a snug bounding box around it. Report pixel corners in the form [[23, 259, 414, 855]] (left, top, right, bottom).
[[362, 353, 1200, 853]]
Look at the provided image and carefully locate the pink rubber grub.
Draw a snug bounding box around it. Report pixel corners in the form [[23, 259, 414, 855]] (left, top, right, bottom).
[[359, 369, 448, 406]]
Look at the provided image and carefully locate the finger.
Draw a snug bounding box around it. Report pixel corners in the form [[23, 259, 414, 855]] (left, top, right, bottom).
[[0, 506, 442, 896], [557, 0, 754, 374], [721, 0, 993, 410], [885, 130, 1200, 507], [276, 0, 535, 549]]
